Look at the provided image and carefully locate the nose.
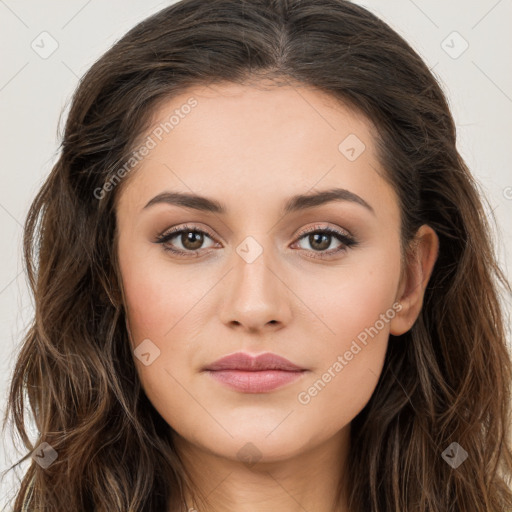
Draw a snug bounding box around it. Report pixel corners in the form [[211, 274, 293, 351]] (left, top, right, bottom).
[[218, 241, 292, 333]]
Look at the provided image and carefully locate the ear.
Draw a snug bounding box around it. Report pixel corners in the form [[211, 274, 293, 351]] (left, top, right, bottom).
[[390, 224, 439, 336]]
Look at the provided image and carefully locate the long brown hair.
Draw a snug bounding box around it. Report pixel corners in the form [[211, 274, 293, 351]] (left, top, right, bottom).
[[2, 0, 512, 510]]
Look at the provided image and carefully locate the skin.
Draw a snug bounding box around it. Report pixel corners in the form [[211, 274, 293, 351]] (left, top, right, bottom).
[[115, 80, 439, 512]]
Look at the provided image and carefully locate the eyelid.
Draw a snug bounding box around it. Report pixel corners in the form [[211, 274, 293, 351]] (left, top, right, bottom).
[[294, 222, 353, 239], [156, 223, 218, 241]]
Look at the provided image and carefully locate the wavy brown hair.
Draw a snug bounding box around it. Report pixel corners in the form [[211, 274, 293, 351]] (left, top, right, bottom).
[[2, 0, 512, 510]]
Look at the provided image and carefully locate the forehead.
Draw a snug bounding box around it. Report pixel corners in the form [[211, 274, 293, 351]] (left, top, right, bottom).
[[116, 81, 399, 223]]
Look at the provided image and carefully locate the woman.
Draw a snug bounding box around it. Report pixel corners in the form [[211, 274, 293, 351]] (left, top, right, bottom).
[[2, 0, 512, 510]]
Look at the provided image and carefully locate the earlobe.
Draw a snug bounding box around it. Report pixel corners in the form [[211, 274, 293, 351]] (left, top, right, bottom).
[[390, 225, 439, 336]]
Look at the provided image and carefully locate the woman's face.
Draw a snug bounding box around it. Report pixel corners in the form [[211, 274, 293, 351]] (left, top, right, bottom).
[[115, 81, 411, 463]]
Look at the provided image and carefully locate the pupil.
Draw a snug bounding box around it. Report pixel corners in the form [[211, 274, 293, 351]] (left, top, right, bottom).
[[183, 231, 203, 250], [311, 233, 330, 251]]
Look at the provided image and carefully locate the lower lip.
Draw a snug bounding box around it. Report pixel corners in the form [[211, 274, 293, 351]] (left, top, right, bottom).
[[205, 370, 306, 393]]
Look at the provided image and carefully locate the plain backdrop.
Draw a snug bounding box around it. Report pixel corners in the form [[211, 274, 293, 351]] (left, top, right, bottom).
[[1, 0, 511, 508]]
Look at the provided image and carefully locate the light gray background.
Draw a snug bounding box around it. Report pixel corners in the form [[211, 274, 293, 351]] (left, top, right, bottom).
[[1, 0, 511, 508]]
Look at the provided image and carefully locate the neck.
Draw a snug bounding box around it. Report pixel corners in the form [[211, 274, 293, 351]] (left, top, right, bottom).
[[173, 426, 351, 512]]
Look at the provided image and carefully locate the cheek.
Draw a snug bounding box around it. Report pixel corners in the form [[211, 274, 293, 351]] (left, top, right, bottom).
[[292, 245, 401, 428], [118, 241, 206, 345], [118, 253, 200, 418], [294, 310, 392, 440], [299, 238, 401, 348], [118, 243, 221, 413]]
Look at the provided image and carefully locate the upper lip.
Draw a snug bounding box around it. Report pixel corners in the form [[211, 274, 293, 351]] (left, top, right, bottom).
[[203, 352, 305, 371]]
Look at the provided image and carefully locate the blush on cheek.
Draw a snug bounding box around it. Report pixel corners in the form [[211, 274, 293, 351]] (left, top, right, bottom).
[[318, 291, 396, 349], [119, 251, 173, 337]]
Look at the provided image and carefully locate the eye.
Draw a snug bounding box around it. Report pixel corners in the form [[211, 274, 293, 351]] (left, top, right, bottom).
[[155, 224, 218, 257], [292, 225, 358, 260], [155, 223, 358, 259]]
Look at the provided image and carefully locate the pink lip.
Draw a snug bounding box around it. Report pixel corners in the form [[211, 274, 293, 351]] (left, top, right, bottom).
[[202, 352, 307, 393], [203, 352, 305, 371]]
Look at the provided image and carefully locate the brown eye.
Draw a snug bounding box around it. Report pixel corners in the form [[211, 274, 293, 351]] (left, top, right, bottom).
[[155, 224, 217, 256], [180, 230, 205, 250], [293, 226, 358, 260], [306, 232, 333, 251]]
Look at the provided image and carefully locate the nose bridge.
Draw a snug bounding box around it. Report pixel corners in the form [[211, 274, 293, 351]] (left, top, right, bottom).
[[219, 232, 290, 329]]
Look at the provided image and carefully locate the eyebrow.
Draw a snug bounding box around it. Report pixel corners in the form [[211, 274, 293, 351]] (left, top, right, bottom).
[[143, 187, 375, 216]]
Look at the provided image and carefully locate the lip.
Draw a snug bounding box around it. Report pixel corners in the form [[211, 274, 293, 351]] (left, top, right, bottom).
[[203, 352, 305, 371], [206, 369, 306, 393], [202, 352, 307, 393]]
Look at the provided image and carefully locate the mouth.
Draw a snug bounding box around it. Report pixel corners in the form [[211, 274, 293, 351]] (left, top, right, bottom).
[[202, 351, 308, 393], [205, 369, 306, 393]]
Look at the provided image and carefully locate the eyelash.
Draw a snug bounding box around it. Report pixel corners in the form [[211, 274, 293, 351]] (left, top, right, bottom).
[[155, 223, 359, 260]]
